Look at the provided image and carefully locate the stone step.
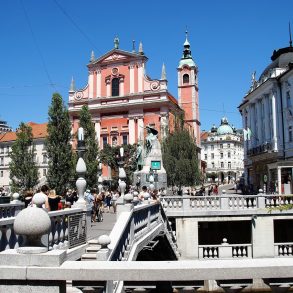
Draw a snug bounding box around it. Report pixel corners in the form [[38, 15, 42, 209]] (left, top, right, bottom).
[[86, 246, 100, 253], [87, 239, 99, 246], [81, 253, 97, 261]]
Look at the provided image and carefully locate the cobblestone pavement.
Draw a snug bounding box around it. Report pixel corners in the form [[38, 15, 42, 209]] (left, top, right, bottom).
[[87, 211, 117, 240]]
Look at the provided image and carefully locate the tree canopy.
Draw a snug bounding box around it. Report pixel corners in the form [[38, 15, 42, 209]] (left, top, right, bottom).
[[162, 128, 200, 189], [46, 93, 75, 195], [99, 143, 137, 188], [78, 105, 99, 189], [9, 122, 39, 192]]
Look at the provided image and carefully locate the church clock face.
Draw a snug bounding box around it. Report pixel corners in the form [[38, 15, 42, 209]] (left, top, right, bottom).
[[75, 91, 83, 100], [151, 81, 160, 91]]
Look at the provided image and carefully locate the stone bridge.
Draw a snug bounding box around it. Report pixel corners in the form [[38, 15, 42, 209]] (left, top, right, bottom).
[[2, 194, 293, 292]]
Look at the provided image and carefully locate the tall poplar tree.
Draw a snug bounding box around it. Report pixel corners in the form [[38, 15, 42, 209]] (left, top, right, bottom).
[[9, 122, 39, 192], [46, 93, 75, 195], [162, 126, 200, 190], [79, 105, 99, 188]]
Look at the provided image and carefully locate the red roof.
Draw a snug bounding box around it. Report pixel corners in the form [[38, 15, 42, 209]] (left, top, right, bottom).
[[200, 131, 209, 141], [0, 122, 48, 142]]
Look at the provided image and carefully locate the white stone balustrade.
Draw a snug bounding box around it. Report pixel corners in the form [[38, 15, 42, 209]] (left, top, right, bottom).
[[274, 242, 293, 257], [199, 243, 252, 259], [0, 202, 25, 219], [0, 208, 85, 252], [108, 202, 177, 261], [162, 194, 293, 216]]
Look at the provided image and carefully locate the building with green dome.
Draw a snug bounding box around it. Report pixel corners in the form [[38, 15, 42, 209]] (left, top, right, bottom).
[[201, 117, 244, 184]]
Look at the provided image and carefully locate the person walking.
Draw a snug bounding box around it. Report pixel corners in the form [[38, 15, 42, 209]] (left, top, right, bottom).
[[48, 189, 60, 211], [111, 190, 119, 213]]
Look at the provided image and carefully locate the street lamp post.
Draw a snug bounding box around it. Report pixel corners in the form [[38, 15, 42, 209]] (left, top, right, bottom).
[[97, 161, 103, 194], [118, 147, 126, 200], [75, 127, 87, 207]]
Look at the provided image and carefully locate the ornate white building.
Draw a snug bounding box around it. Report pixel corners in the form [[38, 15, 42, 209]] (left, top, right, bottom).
[[201, 117, 244, 184], [238, 41, 293, 194]]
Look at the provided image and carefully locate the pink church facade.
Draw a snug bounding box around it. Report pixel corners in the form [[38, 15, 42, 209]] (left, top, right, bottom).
[[68, 35, 200, 179]]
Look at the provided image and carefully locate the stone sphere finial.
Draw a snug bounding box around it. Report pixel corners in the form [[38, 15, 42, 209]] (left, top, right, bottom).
[[124, 193, 134, 203], [12, 192, 20, 201], [14, 200, 51, 253], [98, 234, 111, 249], [32, 192, 46, 208]]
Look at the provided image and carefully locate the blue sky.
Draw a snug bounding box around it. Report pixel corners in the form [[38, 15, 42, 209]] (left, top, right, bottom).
[[1, 0, 293, 131]]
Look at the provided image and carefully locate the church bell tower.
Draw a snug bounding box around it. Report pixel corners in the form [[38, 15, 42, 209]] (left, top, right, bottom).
[[177, 31, 200, 146]]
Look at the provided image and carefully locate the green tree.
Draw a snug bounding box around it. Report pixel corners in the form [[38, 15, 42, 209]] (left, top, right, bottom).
[[46, 93, 75, 195], [162, 127, 200, 189], [78, 105, 99, 188], [9, 122, 39, 192], [99, 144, 137, 188]]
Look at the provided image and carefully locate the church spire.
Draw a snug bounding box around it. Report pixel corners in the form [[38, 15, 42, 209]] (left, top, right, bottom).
[[114, 36, 119, 49], [182, 30, 192, 59], [69, 76, 75, 93], [90, 50, 95, 62], [289, 22, 292, 47], [161, 63, 167, 80], [139, 41, 144, 55]]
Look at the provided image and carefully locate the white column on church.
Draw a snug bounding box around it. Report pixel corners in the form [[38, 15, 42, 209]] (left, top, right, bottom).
[[88, 71, 94, 99], [119, 78, 124, 96], [160, 114, 169, 139], [271, 89, 278, 151], [178, 71, 182, 106], [129, 118, 135, 144], [94, 120, 101, 147], [106, 80, 111, 97], [137, 117, 144, 142], [96, 69, 101, 97], [138, 63, 143, 93], [129, 63, 135, 94]]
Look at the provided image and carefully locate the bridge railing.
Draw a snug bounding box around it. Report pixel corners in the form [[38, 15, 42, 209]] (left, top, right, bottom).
[[161, 194, 293, 214], [108, 202, 177, 261], [0, 202, 24, 219], [0, 207, 86, 252]]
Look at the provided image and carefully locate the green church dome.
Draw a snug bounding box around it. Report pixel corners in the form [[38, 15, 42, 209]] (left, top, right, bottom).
[[216, 117, 234, 135]]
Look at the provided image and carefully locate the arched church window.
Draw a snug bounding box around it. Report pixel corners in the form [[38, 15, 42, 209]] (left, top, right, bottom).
[[112, 78, 119, 96], [183, 74, 189, 84]]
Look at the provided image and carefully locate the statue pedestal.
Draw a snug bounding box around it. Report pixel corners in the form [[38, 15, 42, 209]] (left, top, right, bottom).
[[134, 138, 167, 190]]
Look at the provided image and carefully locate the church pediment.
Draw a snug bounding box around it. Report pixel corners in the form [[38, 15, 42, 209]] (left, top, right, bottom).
[[90, 49, 147, 66]]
